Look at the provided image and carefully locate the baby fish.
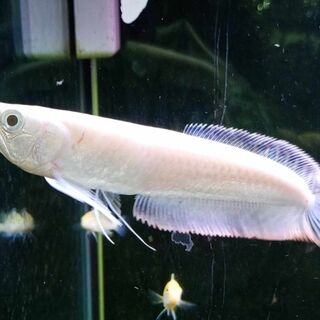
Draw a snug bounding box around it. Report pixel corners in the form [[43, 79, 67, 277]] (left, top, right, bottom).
[[80, 209, 125, 236], [0, 102, 319, 247], [0, 208, 34, 237], [149, 274, 194, 320]]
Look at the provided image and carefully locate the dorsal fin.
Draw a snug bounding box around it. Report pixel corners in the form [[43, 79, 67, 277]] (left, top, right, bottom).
[[183, 124, 320, 188]]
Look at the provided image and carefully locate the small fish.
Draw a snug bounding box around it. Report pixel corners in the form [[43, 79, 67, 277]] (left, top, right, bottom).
[[0, 208, 34, 237], [149, 274, 194, 320], [0, 102, 319, 248], [80, 209, 125, 236]]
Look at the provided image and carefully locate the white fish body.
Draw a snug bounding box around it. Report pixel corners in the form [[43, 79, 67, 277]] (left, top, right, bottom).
[[0, 102, 319, 245]]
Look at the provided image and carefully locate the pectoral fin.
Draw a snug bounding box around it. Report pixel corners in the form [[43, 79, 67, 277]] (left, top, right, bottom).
[[45, 176, 119, 244], [45, 175, 156, 250], [148, 290, 163, 305]]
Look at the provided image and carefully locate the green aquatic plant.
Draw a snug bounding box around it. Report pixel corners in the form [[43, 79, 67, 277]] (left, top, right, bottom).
[[91, 58, 106, 320]]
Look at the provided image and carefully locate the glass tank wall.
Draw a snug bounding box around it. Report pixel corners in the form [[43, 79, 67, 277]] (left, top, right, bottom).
[[0, 0, 320, 319]]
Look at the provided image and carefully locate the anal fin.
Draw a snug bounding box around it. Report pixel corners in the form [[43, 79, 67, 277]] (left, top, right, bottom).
[[133, 195, 309, 242]]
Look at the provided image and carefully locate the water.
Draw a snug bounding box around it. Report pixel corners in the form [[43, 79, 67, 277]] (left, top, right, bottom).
[[0, 0, 320, 319]]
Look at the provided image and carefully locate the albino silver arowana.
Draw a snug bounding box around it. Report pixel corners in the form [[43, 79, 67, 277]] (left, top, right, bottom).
[[0, 102, 319, 247]]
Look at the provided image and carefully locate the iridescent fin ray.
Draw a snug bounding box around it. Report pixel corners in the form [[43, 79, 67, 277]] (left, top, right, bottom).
[[134, 195, 309, 242], [183, 124, 320, 188]]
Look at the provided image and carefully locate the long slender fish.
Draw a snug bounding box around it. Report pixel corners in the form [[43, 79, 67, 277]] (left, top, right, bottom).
[[0, 102, 319, 246]]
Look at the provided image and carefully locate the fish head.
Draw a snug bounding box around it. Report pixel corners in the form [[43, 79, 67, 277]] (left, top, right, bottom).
[[163, 277, 183, 309], [0, 103, 69, 176]]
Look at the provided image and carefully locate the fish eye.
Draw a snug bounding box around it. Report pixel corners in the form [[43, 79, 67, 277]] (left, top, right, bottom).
[[1, 110, 24, 132]]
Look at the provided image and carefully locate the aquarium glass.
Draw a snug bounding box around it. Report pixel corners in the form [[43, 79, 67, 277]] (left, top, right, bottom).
[[0, 0, 319, 319]]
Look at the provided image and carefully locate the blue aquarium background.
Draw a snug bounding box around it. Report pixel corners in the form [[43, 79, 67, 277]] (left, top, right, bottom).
[[0, 0, 320, 319]]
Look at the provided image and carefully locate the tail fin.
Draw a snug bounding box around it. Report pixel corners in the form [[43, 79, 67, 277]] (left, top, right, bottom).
[[305, 191, 320, 245]]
